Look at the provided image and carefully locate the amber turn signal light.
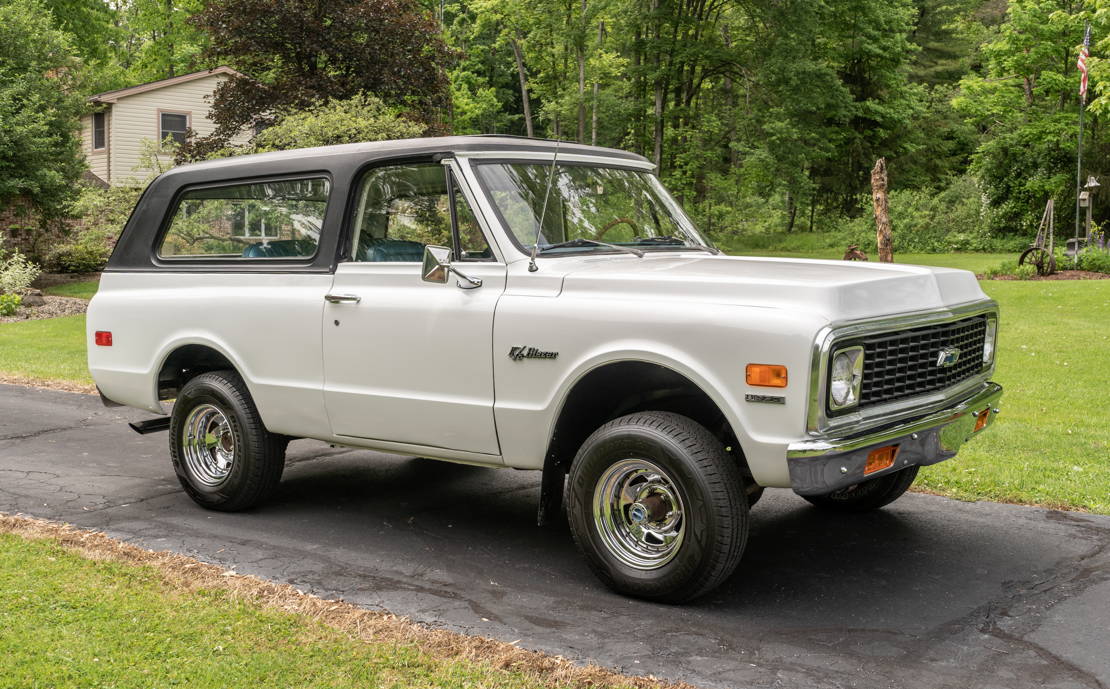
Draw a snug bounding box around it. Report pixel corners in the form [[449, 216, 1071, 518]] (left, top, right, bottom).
[[974, 408, 990, 432], [94, 331, 112, 347], [864, 445, 898, 475], [746, 364, 787, 388]]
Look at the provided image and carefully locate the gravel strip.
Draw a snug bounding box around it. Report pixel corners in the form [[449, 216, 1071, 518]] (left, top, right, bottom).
[[0, 295, 89, 324]]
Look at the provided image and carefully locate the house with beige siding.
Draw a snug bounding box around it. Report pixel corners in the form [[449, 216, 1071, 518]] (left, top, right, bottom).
[[80, 67, 250, 186]]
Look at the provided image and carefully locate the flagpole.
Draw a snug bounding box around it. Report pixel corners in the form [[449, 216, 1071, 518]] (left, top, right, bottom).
[[1076, 21, 1091, 266], [1076, 98, 1085, 266]]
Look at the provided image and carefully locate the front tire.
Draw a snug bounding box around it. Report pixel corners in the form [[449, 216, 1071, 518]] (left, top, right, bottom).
[[802, 466, 919, 513], [169, 371, 286, 512], [566, 412, 748, 603]]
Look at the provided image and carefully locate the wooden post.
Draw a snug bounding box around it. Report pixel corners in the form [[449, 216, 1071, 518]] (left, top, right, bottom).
[[871, 157, 894, 263]]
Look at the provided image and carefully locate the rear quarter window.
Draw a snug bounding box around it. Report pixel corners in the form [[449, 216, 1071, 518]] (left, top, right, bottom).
[[157, 177, 330, 260]]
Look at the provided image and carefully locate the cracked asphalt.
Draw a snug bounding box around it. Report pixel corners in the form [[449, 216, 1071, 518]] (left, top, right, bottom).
[[1, 383, 1108, 689]]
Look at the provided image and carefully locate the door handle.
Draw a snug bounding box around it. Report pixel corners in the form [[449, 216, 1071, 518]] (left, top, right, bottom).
[[324, 293, 361, 304]]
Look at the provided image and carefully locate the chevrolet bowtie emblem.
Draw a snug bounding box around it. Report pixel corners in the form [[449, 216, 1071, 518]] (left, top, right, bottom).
[[936, 347, 961, 367]]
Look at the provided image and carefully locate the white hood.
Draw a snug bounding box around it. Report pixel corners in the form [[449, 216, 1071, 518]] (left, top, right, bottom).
[[557, 254, 989, 321]]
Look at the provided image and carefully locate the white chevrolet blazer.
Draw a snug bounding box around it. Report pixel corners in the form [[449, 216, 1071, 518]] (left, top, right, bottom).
[[89, 136, 1002, 601]]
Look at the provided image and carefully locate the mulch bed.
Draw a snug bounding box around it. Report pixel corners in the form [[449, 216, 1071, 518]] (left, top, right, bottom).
[[0, 295, 88, 324], [978, 269, 1109, 281]]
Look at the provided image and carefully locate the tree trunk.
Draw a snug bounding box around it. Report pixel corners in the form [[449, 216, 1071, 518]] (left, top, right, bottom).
[[591, 21, 603, 146], [651, 0, 663, 167], [165, 0, 175, 78], [577, 0, 587, 143], [511, 36, 534, 138], [577, 48, 586, 143], [871, 158, 894, 262]]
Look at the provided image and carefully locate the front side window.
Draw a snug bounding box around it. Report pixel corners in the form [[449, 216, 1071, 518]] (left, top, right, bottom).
[[92, 112, 106, 150], [472, 162, 708, 255], [349, 163, 492, 262], [159, 112, 189, 146], [158, 178, 329, 259]]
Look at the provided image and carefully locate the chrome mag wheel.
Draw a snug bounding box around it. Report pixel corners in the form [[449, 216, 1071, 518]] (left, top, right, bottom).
[[181, 403, 236, 487], [593, 458, 685, 569]]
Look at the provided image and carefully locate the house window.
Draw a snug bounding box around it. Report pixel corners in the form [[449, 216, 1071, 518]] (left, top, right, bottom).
[[159, 112, 189, 146], [92, 112, 106, 150]]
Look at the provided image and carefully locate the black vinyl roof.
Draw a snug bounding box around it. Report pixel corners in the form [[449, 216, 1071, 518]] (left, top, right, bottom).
[[107, 136, 652, 273], [158, 135, 650, 184]]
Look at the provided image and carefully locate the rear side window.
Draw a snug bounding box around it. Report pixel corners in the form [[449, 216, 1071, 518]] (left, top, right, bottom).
[[158, 178, 330, 259]]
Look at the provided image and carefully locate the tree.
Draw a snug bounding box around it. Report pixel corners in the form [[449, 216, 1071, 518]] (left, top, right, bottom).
[[250, 94, 427, 152], [0, 0, 86, 218], [180, 0, 455, 159], [955, 0, 1096, 235]]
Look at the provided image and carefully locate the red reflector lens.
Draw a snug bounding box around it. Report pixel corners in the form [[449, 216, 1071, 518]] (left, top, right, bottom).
[[94, 331, 112, 347]]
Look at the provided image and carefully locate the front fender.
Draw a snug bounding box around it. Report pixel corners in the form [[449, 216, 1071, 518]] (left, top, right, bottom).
[[493, 294, 826, 487]]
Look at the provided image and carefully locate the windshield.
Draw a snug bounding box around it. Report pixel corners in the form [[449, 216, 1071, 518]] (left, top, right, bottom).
[[471, 162, 709, 255]]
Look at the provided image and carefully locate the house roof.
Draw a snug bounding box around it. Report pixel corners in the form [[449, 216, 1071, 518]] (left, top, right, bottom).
[[88, 67, 243, 104]]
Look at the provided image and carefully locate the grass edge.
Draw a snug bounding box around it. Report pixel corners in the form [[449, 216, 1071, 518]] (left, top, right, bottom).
[[0, 512, 684, 689]]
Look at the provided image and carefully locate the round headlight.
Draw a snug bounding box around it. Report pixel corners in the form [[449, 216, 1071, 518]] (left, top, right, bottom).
[[829, 347, 864, 410]]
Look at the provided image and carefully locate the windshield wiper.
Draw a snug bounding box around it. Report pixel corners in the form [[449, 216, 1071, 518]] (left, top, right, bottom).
[[539, 238, 645, 257], [634, 236, 721, 254]]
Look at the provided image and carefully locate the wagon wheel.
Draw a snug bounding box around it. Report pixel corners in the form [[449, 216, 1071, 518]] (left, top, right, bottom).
[[1019, 246, 1056, 276]]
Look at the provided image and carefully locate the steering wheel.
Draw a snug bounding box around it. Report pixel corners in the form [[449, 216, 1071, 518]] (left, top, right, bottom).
[[595, 217, 637, 240]]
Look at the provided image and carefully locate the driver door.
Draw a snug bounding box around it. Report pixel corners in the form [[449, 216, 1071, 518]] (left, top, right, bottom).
[[321, 161, 505, 456]]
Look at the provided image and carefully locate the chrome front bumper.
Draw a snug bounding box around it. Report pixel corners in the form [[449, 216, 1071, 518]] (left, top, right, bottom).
[[786, 382, 1003, 496]]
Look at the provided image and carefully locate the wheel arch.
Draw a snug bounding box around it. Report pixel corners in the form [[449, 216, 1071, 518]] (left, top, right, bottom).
[[537, 358, 751, 525], [154, 339, 246, 402]]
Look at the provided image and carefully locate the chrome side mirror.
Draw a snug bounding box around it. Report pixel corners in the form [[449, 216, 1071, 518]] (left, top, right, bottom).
[[421, 245, 482, 289], [422, 245, 452, 284]]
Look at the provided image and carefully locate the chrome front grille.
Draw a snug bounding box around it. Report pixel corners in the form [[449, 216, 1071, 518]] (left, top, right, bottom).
[[850, 315, 988, 410]]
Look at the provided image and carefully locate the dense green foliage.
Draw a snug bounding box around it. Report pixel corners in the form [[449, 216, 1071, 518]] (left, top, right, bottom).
[[0, 0, 85, 218], [250, 94, 427, 153], [177, 0, 453, 159], [10, 0, 1110, 255], [0, 293, 20, 316], [435, 0, 1110, 245]]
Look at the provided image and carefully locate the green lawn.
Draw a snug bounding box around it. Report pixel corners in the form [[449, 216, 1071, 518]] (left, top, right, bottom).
[[0, 533, 581, 689], [916, 280, 1110, 513], [43, 279, 100, 300], [0, 315, 91, 385]]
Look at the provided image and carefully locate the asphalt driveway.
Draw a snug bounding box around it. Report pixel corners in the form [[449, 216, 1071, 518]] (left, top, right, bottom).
[[1, 384, 1107, 689]]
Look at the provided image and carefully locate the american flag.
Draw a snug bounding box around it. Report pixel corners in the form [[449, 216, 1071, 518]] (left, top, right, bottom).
[[1078, 25, 1091, 101]]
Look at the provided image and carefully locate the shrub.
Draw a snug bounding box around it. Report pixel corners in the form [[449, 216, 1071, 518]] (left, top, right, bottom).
[[251, 93, 426, 153], [70, 183, 142, 246], [1077, 248, 1110, 274], [46, 242, 109, 273], [0, 292, 20, 316], [982, 259, 1021, 279], [0, 234, 41, 294], [1013, 263, 1037, 280]]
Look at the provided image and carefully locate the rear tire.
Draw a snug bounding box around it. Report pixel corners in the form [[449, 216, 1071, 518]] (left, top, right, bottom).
[[169, 370, 286, 512], [566, 411, 748, 603], [802, 466, 919, 513]]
